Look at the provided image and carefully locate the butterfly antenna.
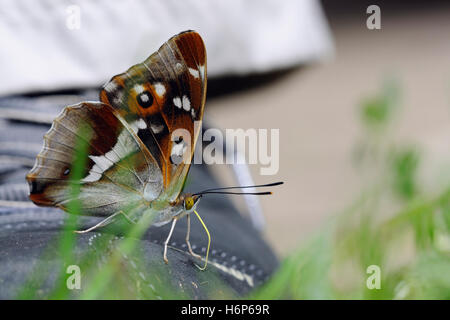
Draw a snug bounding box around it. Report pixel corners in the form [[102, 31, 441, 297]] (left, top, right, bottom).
[[193, 209, 210, 271], [193, 181, 283, 196], [196, 191, 272, 196]]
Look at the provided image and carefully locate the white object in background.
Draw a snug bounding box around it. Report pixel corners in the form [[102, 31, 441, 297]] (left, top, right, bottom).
[[0, 0, 333, 96]]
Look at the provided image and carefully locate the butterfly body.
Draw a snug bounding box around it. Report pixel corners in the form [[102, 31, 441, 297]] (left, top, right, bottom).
[[133, 193, 201, 227], [26, 31, 207, 236]]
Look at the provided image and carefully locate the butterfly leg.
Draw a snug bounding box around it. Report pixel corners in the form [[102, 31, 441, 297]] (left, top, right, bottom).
[[185, 214, 201, 260], [163, 218, 178, 264], [74, 211, 121, 234]]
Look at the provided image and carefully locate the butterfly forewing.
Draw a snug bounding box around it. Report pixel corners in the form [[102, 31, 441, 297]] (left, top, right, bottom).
[[100, 31, 207, 201]]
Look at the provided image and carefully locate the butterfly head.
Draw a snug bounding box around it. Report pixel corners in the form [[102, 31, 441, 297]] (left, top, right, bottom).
[[183, 194, 201, 213]]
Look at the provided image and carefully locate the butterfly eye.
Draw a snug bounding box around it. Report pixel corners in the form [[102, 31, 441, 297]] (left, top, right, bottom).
[[184, 197, 194, 210], [137, 91, 153, 108]]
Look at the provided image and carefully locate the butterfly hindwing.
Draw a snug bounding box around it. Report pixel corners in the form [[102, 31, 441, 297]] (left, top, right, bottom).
[[100, 31, 207, 201], [26, 102, 163, 217]]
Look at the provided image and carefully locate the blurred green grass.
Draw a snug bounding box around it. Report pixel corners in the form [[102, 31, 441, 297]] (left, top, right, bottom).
[[253, 80, 450, 299]]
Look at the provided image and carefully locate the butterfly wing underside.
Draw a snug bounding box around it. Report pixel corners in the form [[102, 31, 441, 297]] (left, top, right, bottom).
[[26, 31, 207, 226]]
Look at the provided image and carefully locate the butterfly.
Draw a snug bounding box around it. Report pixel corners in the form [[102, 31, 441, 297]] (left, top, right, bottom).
[[26, 30, 282, 269]]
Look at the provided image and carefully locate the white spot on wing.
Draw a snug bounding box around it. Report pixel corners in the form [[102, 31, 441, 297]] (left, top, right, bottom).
[[171, 142, 186, 158], [133, 84, 145, 94], [182, 96, 191, 111], [81, 128, 139, 183], [173, 97, 182, 109], [154, 83, 166, 97], [90, 155, 113, 171], [139, 93, 151, 104], [199, 65, 205, 81], [136, 119, 147, 129], [82, 171, 102, 183], [82, 155, 113, 183], [129, 119, 147, 133], [189, 68, 199, 79]]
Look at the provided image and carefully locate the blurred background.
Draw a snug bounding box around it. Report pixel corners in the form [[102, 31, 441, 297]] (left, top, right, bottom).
[[1, 0, 450, 299]]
